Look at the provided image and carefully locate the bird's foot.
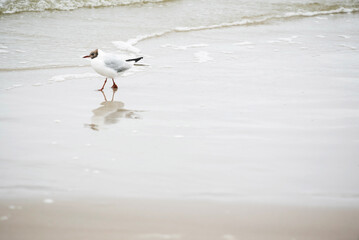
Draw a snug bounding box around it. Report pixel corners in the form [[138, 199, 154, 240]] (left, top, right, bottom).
[[111, 84, 118, 89], [97, 88, 104, 91]]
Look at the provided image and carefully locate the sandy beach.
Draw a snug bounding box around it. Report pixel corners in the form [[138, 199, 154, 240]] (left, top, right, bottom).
[[1, 198, 359, 240], [1, 0, 359, 239]]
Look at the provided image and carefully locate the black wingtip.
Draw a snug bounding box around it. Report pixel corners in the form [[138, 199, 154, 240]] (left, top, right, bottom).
[[126, 57, 143, 63]]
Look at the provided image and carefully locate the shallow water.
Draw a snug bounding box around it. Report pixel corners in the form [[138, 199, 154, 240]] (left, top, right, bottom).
[[0, 0, 358, 69], [0, 0, 359, 205]]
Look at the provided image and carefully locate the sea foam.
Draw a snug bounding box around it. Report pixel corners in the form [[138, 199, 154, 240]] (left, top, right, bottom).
[[49, 73, 98, 82], [338, 35, 351, 39], [194, 51, 212, 63], [122, 7, 359, 48], [0, 0, 169, 14], [161, 43, 209, 50], [112, 41, 140, 53], [339, 44, 357, 50]]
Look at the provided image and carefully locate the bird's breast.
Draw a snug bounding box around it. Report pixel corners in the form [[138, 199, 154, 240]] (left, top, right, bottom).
[[91, 58, 118, 78]]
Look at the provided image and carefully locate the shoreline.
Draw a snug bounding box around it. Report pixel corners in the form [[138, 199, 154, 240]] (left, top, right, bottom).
[[1, 7, 359, 240], [1, 13, 359, 204]]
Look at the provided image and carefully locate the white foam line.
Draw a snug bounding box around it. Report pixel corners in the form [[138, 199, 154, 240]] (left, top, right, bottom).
[[283, 7, 358, 17], [194, 51, 212, 63], [339, 44, 357, 50], [185, 43, 209, 48], [49, 73, 98, 82], [112, 41, 140, 53], [315, 16, 328, 20], [338, 35, 351, 39], [1, 0, 169, 14], [124, 7, 359, 47], [233, 41, 254, 46], [4, 84, 23, 90], [161, 43, 209, 50], [267, 40, 281, 44], [128, 30, 173, 45]]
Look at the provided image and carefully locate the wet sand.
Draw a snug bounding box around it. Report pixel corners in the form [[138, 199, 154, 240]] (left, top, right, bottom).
[[1, 198, 359, 240], [1, 9, 359, 240], [1, 14, 358, 201]]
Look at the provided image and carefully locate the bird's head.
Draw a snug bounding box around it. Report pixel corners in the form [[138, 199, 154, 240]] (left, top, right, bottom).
[[83, 49, 99, 59]]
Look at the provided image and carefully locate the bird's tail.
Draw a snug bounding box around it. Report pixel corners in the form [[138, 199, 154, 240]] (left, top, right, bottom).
[[126, 57, 143, 63]]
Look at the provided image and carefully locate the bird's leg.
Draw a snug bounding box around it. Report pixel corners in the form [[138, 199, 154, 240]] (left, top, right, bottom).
[[111, 78, 118, 89], [98, 78, 107, 91]]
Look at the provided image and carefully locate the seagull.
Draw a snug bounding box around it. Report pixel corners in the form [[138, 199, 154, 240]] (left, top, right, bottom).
[[83, 49, 143, 91]]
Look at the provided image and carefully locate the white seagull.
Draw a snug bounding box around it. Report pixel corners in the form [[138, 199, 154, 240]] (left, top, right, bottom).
[[83, 49, 143, 91]]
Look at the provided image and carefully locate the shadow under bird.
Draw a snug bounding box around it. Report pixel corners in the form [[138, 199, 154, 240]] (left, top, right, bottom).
[[83, 49, 143, 91]]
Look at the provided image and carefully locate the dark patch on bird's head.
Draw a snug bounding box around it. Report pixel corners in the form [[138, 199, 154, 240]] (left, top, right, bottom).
[[83, 49, 98, 59], [89, 49, 98, 59]]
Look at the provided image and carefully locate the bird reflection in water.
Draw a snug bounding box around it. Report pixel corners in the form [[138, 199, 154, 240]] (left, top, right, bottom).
[[86, 89, 141, 131]]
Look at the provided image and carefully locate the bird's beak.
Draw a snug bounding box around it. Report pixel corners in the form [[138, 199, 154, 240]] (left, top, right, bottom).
[[83, 55, 90, 58]]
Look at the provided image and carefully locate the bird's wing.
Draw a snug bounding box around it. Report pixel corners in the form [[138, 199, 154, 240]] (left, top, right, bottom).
[[104, 55, 131, 73]]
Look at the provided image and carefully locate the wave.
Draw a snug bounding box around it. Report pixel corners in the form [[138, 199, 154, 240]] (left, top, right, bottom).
[[0, 64, 88, 71], [49, 72, 98, 82], [0, 0, 170, 14], [122, 6, 359, 47]]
